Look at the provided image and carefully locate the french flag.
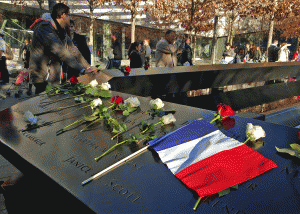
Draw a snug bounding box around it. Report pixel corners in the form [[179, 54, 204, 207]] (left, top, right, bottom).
[[148, 120, 277, 198]]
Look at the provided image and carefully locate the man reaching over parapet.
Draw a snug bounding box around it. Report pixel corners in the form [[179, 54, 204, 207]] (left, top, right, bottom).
[[29, 3, 98, 94], [155, 30, 185, 68]]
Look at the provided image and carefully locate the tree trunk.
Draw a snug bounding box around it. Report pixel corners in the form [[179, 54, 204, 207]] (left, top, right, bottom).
[[228, 16, 235, 45], [193, 32, 196, 62], [89, 13, 95, 66], [131, 13, 136, 43], [48, 0, 56, 12], [211, 15, 218, 64], [266, 16, 274, 62]]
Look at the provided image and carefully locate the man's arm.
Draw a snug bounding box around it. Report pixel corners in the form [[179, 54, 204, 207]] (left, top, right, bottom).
[[38, 23, 86, 72]]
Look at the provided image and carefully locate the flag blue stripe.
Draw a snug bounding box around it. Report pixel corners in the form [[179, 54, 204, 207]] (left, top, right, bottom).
[[148, 120, 218, 152]]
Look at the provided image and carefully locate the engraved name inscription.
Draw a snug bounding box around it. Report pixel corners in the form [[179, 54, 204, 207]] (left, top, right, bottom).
[[73, 134, 100, 150], [63, 156, 93, 174], [114, 152, 144, 170], [105, 179, 141, 203], [20, 131, 46, 146], [203, 198, 247, 214]]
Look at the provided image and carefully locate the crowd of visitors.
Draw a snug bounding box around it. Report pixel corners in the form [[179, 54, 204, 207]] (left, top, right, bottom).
[[220, 39, 296, 64], [2, 2, 300, 94]]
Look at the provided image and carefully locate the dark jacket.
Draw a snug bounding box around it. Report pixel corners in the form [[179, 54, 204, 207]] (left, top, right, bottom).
[[268, 44, 280, 62], [129, 50, 142, 68], [112, 40, 122, 60], [65, 33, 91, 78], [21, 44, 31, 68], [29, 15, 89, 84], [180, 44, 193, 65], [72, 33, 91, 64]]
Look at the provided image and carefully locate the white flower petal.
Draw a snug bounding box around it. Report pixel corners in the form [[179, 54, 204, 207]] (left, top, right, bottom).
[[23, 111, 38, 125], [101, 82, 111, 91], [246, 123, 265, 141], [162, 114, 176, 125], [89, 79, 98, 88], [125, 97, 140, 108], [150, 98, 164, 109]]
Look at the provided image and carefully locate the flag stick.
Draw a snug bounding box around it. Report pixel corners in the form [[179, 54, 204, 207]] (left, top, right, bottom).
[[193, 197, 202, 211], [81, 145, 149, 186]]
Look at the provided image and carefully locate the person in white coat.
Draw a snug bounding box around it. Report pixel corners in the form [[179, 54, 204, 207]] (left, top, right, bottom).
[[277, 43, 291, 62]]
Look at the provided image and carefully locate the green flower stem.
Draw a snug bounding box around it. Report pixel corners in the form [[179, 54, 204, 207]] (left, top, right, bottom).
[[41, 93, 85, 104], [53, 104, 90, 122], [80, 117, 102, 132], [95, 139, 129, 161], [62, 118, 84, 130], [35, 102, 86, 116], [209, 115, 221, 124], [193, 197, 202, 211], [141, 121, 162, 134], [243, 137, 251, 144]]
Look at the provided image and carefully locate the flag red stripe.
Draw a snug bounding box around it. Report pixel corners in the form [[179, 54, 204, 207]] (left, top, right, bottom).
[[175, 144, 277, 197]]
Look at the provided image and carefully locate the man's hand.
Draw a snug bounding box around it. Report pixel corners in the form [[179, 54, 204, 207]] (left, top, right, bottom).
[[86, 66, 100, 75]]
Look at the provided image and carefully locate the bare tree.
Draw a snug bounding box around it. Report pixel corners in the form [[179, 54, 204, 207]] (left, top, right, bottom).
[[112, 0, 148, 43]]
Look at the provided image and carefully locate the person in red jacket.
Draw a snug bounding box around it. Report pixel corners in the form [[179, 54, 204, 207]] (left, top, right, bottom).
[[292, 47, 300, 62]]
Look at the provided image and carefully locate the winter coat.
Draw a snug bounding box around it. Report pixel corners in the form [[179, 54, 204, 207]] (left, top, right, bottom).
[[129, 50, 143, 68], [180, 44, 193, 65], [268, 44, 280, 62], [29, 14, 89, 84], [155, 38, 184, 67], [112, 40, 122, 60]]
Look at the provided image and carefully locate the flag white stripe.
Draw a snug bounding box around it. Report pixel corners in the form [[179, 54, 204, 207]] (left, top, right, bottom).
[[157, 130, 243, 174]]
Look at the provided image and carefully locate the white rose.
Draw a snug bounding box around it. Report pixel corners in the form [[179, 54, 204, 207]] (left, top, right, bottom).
[[246, 123, 266, 141], [23, 111, 38, 125], [101, 82, 111, 91], [124, 97, 140, 108], [91, 98, 102, 109], [89, 79, 98, 88], [161, 114, 176, 125], [150, 98, 164, 109]]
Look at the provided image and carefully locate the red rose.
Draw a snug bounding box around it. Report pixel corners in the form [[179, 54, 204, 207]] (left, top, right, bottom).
[[112, 96, 124, 105], [217, 103, 234, 119], [221, 117, 235, 130], [144, 64, 149, 70], [125, 66, 131, 72], [297, 131, 300, 140], [69, 75, 78, 85]]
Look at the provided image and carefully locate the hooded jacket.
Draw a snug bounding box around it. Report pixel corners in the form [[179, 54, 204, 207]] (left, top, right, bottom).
[[29, 13, 89, 84]]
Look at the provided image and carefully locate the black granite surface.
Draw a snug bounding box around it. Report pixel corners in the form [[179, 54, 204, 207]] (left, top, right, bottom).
[[0, 91, 300, 213]]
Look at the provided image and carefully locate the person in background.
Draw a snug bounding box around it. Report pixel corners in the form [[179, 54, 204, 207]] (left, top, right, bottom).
[[143, 39, 151, 66], [65, 19, 91, 78], [236, 48, 245, 63], [180, 36, 193, 66], [253, 46, 262, 62], [292, 46, 300, 61], [20, 38, 33, 94], [29, 3, 98, 94], [107, 33, 122, 69], [155, 30, 185, 67], [277, 42, 291, 62], [268, 40, 280, 62], [249, 44, 256, 61], [0, 33, 10, 84], [128, 42, 142, 68], [222, 43, 235, 64], [21, 38, 31, 69]]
